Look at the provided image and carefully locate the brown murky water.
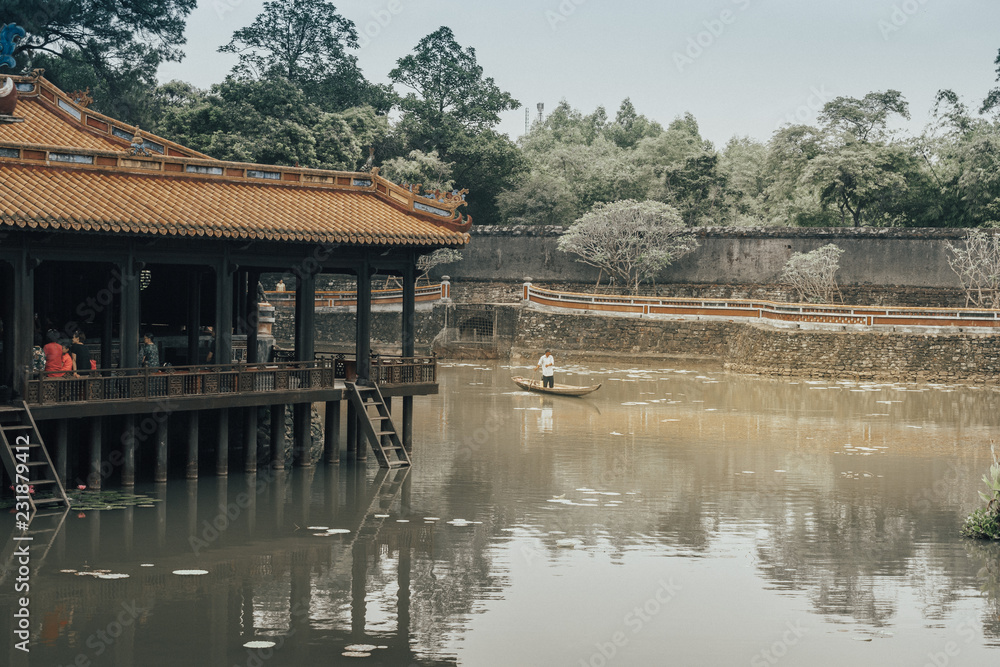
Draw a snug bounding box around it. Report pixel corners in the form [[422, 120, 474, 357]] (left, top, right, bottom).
[[2, 361, 1000, 666]]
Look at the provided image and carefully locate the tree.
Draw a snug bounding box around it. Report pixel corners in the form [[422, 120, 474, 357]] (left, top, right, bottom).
[[154, 76, 387, 170], [416, 248, 463, 283], [390, 26, 519, 139], [802, 142, 912, 227], [557, 200, 698, 293], [4, 0, 196, 124], [780, 244, 844, 303], [818, 90, 910, 143], [219, 0, 385, 111], [380, 150, 455, 192], [946, 229, 1000, 308]]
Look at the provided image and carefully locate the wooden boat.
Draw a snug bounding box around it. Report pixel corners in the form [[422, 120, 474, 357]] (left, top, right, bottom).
[[511, 376, 601, 397]]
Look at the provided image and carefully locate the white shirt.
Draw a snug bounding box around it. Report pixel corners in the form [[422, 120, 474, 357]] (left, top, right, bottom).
[[537, 354, 555, 377]]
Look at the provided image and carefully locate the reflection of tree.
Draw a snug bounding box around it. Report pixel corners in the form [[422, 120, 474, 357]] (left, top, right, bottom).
[[965, 542, 1000, 641]]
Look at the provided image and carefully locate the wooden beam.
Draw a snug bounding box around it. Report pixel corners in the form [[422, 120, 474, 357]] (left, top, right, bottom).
[[11, 249, 34, 395], [122, 415, 135, 486], [244, 407, 258, 473]]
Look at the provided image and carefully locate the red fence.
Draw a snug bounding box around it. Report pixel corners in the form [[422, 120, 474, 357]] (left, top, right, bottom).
[[524, 284, 1000, 330]]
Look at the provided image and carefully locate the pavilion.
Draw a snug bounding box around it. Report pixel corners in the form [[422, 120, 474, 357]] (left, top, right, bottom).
[[0, 72, 470, 490]]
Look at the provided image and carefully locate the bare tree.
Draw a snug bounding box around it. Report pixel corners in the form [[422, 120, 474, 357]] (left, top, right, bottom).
[[780, 244, 844, 303], [557, 200, 698, 294], [947, 230, 1000, 308], [417, 248, 463, 284]]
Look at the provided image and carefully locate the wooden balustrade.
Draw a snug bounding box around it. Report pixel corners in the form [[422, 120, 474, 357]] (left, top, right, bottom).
[[25, 354, 438, 406], [24, 361, 335, 406]]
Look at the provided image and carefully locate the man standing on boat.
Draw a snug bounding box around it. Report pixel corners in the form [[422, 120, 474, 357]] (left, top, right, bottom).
[[536, 350, 555, 388]]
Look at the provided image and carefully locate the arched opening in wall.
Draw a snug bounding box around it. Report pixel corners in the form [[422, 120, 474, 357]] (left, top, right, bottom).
[[458, 315, 494, 341]]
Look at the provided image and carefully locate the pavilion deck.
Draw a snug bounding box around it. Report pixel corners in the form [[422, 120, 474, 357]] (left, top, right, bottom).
[[23, 355, 437, 420]]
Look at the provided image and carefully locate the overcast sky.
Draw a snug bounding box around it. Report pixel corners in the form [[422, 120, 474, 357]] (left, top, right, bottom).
[[158, 0, 1000, 147]]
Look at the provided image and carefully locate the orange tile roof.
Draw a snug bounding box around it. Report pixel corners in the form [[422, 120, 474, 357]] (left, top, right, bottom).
[[0, 161, 470, 245], [0, 76, 471, 247], [1, 75, 209, 158]]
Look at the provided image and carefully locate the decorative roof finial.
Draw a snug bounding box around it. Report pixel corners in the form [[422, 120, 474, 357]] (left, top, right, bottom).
[[1, 23, 25, 71], [129, 128, 152, 157]]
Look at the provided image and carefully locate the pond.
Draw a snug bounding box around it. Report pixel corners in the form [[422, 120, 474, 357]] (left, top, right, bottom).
[[2, 361, 1000, 666]]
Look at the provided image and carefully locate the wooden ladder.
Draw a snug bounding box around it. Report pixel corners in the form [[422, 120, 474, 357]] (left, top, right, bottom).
[[346, 383, 411, 468], [0, 402, 70, 512]]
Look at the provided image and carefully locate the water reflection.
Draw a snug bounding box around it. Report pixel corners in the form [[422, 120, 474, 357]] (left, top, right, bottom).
[[1, 362, 999, 665]]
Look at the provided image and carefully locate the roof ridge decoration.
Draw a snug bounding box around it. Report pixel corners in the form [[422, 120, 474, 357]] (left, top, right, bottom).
[[0, 74, 473, 234], [0, 23, 24, 118]]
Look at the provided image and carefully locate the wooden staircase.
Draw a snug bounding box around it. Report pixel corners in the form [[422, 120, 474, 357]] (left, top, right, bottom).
[[346, 383, 411, 468], [0, 402, 70, 512]]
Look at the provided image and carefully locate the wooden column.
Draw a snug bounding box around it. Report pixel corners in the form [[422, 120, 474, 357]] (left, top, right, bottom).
[[186, 271, 202, 365], [270, 404, 286, 469], [10, 250, 34, 395], [246, 269, 262, 363], [244, 407, 258, 473], [355, 261, 372, 383], [122, 415, 135, 486], [293, 271, 316, 467], [402, 261, 416, 451], [235, 270, 248, 335], [324, 401, 340, 464], [216, 409, 229, 476], [88, 418, 102, 490], [215, 259, 234, 366], [154, 416, 168, 483], [119, 256, 140, 369], [101, 285, 113, 370], [186, 412, 199, 479]]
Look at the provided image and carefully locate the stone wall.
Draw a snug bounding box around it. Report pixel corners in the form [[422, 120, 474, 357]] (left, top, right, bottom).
[[432, 226, 972, 290], [271, 293, 1000, 384], [725, 325, 1000, 383], [273, 305, 445, 353]]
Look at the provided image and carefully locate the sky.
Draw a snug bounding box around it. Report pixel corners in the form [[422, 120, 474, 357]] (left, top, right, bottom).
[[157, 0, 1000, 147]]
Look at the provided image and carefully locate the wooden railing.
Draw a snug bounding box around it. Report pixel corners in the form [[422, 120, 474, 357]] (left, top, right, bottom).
[[264, 282, 449, 308], [272, 349, 438, 385], [524, 284, 1000, 330], [25, 361, 335, 406]]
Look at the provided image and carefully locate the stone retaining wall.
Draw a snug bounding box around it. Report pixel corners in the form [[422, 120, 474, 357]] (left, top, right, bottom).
[[272, 299, 1000, 384]]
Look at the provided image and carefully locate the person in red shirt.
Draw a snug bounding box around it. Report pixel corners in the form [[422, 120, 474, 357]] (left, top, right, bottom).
[[42, 330, 63, 376]]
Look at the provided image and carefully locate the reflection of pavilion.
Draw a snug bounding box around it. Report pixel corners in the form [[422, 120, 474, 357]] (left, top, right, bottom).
[[0, 73, 470, 489], [0, 467, 471, 665]]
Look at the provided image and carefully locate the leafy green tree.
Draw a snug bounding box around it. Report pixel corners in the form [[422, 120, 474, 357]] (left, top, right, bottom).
[[219, 0, 388, 112], [558, 199, 698, 293], [603, 98, 663, 150], [802, 142, 913, 227], [154, 76, 387, 170], [4, 0, 196, 124], [389, 26, 520, 140], [718, 136, 771, 226], [817, 90, 910, 143]]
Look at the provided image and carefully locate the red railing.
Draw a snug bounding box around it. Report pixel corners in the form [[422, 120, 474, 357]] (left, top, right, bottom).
[[524, 284, 1000, 330]]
